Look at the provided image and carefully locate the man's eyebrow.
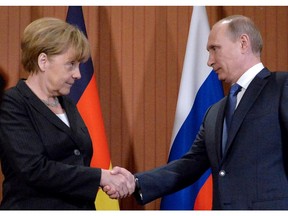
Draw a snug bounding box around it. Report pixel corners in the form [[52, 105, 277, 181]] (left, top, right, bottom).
[[207, 44, 220, 51]]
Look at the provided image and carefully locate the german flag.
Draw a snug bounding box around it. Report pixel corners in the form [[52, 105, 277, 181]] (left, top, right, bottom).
[[66, 6, 119, 210]]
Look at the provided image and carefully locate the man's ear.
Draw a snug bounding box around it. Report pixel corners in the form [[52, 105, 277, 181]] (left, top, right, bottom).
[[240, 34, 249, 53], [38, 53, 48, 72]]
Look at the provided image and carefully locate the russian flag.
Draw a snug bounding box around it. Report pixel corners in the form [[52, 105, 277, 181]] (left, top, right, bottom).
[[66, 6, 120, 210], [160, 6, 224, 210]]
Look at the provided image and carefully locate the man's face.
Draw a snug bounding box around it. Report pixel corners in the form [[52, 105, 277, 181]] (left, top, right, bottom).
[[206, 22, 243, 84]]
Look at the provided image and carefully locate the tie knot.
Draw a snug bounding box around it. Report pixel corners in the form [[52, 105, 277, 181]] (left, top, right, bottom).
[[230, 83, 242, 96]]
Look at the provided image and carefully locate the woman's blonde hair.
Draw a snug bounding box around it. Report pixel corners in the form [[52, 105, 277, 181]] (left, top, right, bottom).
[[21, 17, 90, 73]]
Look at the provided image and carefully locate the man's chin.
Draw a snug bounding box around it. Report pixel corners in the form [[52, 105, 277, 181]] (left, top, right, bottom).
[[217, 74, 225, 82]]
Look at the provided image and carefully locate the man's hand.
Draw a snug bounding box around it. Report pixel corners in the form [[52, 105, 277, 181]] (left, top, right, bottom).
[[101, 166, 135, 199]]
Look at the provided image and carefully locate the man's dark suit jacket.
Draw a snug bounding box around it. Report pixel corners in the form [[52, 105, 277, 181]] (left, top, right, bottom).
[[135, 68, 288, 210], [0, 80, 101, 209]]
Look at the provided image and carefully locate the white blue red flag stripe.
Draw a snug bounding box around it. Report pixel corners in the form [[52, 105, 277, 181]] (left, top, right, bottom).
[[160, 6, 224, 210]]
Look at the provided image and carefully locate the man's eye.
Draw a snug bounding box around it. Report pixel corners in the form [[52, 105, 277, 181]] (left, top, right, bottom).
[[208, 46, 216, 53]]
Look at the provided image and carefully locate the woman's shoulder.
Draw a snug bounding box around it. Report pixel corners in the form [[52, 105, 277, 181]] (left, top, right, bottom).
[[2, 80, 30, 108]]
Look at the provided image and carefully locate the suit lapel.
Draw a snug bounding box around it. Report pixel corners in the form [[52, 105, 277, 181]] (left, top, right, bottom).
[[215, 98, 227, 163], [17, 80, 78, 141], [61, 97, 85, 144], [222, 69, 270, 160]]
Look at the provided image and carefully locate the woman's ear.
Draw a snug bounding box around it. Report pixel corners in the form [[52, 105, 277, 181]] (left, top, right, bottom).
[[38, 53, 48, 72]]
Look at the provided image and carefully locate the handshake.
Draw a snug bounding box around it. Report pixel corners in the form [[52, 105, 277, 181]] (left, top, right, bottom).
[[100, 166, 136, 199]]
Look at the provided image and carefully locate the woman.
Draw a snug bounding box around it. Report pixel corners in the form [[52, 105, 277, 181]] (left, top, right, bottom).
[[0, 17, 133, 210]]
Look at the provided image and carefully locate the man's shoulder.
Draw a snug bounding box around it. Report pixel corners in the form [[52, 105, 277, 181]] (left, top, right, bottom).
[[272, 71, 288, 83]]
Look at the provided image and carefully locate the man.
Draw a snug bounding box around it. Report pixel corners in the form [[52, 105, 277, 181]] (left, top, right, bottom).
[[106, 15, 288, 210]]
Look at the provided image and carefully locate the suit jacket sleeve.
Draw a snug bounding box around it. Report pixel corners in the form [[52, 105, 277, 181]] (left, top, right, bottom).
[[134, 121, 210, 205]]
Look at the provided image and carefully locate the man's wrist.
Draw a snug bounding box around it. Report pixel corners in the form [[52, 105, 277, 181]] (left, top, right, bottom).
[[134, 176, 143, 201]]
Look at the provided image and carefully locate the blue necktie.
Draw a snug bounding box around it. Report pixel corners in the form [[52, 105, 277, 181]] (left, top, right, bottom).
[[222, 83, 242, 154]]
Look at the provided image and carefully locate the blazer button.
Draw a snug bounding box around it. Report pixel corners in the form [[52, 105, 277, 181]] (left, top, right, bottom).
[[74, 149, 81, 156], [219, 170, 226, 177]]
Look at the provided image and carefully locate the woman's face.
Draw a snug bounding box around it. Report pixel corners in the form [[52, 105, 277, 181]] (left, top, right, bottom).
[[40, 47, 81, 96]]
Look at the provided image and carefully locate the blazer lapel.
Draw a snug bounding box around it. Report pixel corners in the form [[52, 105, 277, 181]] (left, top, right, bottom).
[[17, 80, 76, 138], [222, 69, 270, 160], [61, 97, 85, 143]]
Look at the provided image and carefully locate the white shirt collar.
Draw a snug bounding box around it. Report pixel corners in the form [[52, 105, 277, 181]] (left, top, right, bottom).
[[236, 63, 264, 90]]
